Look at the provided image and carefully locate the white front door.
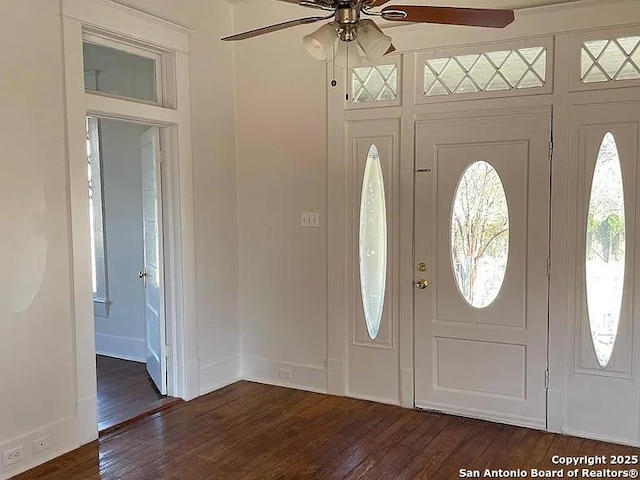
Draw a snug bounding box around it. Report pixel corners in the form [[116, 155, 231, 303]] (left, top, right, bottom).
[[140, 127, 167, 395], [414, 108, 551, 429]]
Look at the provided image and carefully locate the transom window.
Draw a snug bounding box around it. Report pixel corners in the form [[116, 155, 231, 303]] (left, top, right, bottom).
[[581, 36, 640, 84], [82, 32, 168, 106], [423, 46, 547, 97], [352, 65, 398, 103]]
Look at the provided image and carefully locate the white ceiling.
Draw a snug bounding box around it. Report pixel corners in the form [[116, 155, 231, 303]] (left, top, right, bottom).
[[228, 0, 588, 8]]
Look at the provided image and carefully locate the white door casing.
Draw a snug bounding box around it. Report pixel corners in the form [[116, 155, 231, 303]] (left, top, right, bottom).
[[414, 108, 552, 429], [141, 126, 167, 395]]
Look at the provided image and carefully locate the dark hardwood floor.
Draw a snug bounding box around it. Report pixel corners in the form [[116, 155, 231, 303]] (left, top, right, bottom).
[[17, 381, 639, 479], [96, 355, 180, 433]]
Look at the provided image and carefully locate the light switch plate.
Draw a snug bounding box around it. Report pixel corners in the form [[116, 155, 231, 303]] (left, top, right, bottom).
[[300, 212, 320, 228]]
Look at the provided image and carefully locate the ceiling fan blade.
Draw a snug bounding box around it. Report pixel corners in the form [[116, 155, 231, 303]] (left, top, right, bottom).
[[222, 16, 327, 41], [366, 0, 393, 7], [381, 6, 515, 28]]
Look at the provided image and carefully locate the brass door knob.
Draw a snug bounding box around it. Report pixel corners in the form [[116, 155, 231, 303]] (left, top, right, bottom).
[[415, 279, 428, 289]]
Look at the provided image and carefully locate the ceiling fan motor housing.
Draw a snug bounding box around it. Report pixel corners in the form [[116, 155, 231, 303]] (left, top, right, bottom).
[[336, 4, 361, 42]]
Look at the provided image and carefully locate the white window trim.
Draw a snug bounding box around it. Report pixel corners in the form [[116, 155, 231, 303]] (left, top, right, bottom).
[[62, 0, 197, 447], [86, 117, 110, 317]]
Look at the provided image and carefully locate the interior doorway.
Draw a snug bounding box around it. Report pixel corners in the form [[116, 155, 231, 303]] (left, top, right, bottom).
[[413, 108, 552, 429], [86, 116, 178, 432]]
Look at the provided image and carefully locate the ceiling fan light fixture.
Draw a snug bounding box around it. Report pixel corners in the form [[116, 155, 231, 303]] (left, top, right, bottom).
[[357, 20, 392, 61], [303, 23, 338, 61]]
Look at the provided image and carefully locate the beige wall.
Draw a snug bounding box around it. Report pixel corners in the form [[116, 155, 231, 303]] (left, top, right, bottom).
[[0, 0, 238, 476], [233, 2, 329, 388]]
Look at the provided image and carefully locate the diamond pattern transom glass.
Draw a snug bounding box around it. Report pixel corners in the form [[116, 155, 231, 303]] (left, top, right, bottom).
[[581, 36, 640, 84], [424, 47, 547, 97], [352, 65, 398, 103]]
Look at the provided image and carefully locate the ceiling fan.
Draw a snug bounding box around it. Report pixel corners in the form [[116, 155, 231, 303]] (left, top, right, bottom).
[[221, 1, 515, 67]]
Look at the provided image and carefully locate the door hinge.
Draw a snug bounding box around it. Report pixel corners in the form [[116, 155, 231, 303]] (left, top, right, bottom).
[[547, 257, 552, 275], [549, 141, 554, 161], [157, 150, 165, 164], [545, 369, 550, 389], [161, 345, 172, 358]]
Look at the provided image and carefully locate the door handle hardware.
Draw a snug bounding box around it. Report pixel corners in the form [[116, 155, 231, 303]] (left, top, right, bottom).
[[415, 279, 428, 289], [417, 262, 427, 272]]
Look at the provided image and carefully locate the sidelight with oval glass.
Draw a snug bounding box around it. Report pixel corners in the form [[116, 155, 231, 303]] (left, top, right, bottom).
[[359, 145, 387, 340], [586, 132, 625, 368]]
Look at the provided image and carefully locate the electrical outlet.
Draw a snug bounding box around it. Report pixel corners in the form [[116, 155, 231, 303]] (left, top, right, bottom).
[[278, 368, 293, 380], [300, 212, 320, 228], [32, 436, 50, 454], [3, 446, 23, 466]]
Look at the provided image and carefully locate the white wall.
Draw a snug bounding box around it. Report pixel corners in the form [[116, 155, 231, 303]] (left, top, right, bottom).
[[0, 1, 77, 477], [0, 1, 239, 477], [233, 2, 329, 391], [108, 0, 242, 394], [94, 119, 148, 362], [187, 0, 241, 393]]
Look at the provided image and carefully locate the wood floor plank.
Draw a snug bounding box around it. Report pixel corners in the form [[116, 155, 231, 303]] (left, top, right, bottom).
[[96, 355, 180, 432], [14, 381, 640, 480], [319, 404, 422, 479], [465, 424, 529, 472], [409, 416, 475, 479], [417, 420, 503, 480]]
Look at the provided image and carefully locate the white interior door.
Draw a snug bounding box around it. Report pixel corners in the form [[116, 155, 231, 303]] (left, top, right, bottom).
[[565, 102, 640, 446], [140, 126, 167, 395], [414, 108, 551, 429]]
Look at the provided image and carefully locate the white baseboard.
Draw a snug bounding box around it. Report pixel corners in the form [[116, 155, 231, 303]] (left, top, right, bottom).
[[0, 416, 77, 480], [241, 355, 327, 394], [95, 333, 145, 362], [199, 356, 240, 396]]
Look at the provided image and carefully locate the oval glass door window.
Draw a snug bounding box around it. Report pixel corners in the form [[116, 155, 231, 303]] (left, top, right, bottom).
[[586, 132, 625, 368], [359, 145, 387, 340], [451, 161, 509, 308]]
